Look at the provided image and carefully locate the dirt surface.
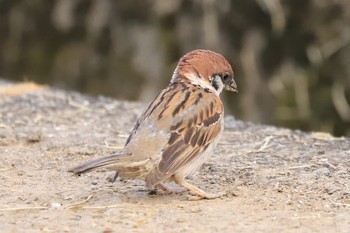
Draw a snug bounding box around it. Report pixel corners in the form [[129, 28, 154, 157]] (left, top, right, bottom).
[[1, 81, 349, 233]]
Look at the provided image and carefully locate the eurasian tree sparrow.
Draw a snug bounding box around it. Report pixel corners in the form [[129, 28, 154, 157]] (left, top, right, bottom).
[[69, 49, 238, 199]]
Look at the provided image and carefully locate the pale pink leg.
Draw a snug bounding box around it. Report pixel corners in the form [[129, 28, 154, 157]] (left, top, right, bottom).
[[173, 176, 225, 199], [155, 183, 173, 193]]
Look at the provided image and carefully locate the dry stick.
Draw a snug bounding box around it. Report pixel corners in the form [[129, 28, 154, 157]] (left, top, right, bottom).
[[279, 164, 317, 170], [64, 195, 93, 209], [0, 195, 94, 211], [329, 199, 350, 207], [257, 136, 274, 151], [67, 99, 91, 111], [105, 146, 124, 150], [261, 164, 319, 174], [0, 206, 48, 211], [82, 205, 124, 210], [239, 136, 274, 157], [289, 215, 322, 219], [133, 211, 154, 228], [82, 204, 153, 210], [233, 163, 316, 171], [103, 141, 124, 151]]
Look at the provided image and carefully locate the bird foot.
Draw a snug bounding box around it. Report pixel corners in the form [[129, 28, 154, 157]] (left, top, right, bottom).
[[173, 177, 226, 200], [149, 183, 185, 196]]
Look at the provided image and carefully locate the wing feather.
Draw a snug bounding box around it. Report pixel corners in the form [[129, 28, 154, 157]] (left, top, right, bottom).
[[145, 82, 223, 188]]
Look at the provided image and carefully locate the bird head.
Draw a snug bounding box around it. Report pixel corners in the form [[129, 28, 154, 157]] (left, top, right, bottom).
[[171, 49, 237, 95]]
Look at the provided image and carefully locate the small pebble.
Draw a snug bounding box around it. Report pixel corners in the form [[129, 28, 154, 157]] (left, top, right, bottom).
[[325, 187, 338, 195], [314, 167, 330, 176], [51, 202, 62, 208]]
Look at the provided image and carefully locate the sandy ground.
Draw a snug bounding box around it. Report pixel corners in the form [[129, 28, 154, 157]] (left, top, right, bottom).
[[0, 81, 349, 233]]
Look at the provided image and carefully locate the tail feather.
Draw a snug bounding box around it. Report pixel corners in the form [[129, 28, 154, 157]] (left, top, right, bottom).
[[68, 152, 126, 175]]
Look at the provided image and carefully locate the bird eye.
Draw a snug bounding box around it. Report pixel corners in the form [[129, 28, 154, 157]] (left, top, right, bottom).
[[222, 73, 230, 81]]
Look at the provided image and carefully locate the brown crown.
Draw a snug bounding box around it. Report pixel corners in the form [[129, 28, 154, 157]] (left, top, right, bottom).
[[174, 49, 233, 82]]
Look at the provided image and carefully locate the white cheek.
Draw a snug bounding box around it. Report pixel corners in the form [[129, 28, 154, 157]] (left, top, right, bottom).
[[213, 75, 224, 94], [185, 73, 216, 92]]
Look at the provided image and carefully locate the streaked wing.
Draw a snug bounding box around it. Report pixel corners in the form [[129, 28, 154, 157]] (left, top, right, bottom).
[[145, 80, 224, 187]]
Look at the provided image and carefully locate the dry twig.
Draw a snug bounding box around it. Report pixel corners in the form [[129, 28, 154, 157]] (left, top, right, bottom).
[[64, 195, 93, 209], [239, 136, 274, 157], [0, 206, 48, 211]]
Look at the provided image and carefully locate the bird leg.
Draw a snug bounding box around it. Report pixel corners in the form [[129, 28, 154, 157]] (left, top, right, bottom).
[[173, 176, 225, 199], [156, 183, 173, 193], [149, 183, 175, 196]]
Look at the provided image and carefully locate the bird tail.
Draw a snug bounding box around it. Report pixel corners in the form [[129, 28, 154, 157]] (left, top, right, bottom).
[[67, 152, 127, 175]]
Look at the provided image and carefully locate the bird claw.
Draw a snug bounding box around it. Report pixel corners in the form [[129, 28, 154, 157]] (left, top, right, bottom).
[[148, 183, 185, 196]]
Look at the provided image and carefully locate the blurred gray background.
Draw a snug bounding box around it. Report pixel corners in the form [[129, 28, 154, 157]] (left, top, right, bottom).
[[1, 0, 349, 136]]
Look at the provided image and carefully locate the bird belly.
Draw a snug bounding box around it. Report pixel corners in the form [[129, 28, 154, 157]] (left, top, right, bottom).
[[175, 126, 223, 179], [115, 158, 159, 179]]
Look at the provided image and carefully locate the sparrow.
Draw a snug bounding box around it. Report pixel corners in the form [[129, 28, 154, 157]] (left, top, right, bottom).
[[68, 49, 238, 199]]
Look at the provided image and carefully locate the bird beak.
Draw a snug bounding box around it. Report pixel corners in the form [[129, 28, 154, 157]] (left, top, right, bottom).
[[225, 78, 238, 93]]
